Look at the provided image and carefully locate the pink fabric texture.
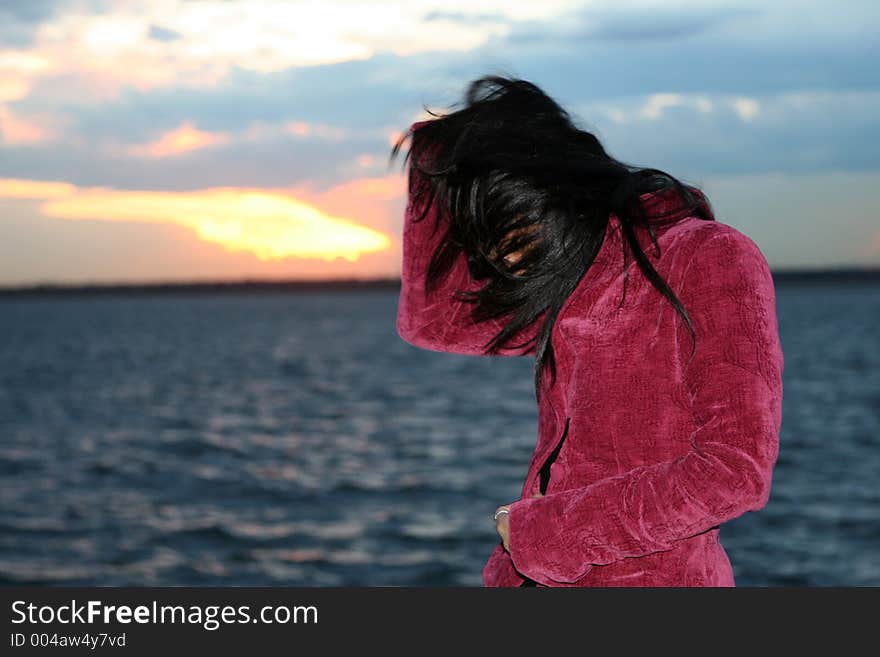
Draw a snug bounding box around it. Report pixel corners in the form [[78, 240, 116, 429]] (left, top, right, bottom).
[[395, 122, 784, 587]]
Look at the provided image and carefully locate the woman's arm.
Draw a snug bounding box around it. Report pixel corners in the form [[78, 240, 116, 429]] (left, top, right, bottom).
[[396, 121, 539, 356], [504, 229, 784, 585]]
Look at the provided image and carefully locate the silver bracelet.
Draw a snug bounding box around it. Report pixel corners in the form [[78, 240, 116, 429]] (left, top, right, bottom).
[[494, 508, 510, 521]]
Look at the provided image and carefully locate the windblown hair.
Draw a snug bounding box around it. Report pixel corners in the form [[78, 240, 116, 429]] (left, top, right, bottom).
[[389, 75, 715, 398]]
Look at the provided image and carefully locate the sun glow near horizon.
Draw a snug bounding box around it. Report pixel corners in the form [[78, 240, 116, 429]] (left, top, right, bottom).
[[1, 178, 392, 263]]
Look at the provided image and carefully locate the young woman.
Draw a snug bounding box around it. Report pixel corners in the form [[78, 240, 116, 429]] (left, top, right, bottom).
[[389, 76, 784, 587]]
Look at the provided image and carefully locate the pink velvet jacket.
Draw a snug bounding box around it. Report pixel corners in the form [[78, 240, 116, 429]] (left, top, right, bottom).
[[395, 123, 784, 587]]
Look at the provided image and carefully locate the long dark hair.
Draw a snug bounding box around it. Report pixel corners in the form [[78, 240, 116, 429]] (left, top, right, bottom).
[[388, 75, 714, 398]]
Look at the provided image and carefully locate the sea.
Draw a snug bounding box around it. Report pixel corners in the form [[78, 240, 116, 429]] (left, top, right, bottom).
[[1, 281, 878, 586]]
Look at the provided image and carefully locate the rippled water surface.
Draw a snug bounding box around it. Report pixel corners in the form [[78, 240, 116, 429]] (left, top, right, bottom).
[[1, 284, 878, 586]]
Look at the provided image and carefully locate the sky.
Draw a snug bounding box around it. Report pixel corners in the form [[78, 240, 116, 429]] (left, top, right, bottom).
[[0, 0, 877, 286]]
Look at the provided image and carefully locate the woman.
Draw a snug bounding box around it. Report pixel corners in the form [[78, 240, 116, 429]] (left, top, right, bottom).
[[389, 76, 784, 587]]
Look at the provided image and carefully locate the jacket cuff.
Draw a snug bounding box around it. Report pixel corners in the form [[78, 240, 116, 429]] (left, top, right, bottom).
[[506, 495, 593, 586]]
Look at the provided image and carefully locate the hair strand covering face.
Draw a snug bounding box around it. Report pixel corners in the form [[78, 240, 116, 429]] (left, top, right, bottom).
[[389, 75, 715, 398]]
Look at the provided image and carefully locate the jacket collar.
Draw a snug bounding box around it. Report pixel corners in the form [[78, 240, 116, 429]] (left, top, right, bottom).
[[633, 185, 714, 227]]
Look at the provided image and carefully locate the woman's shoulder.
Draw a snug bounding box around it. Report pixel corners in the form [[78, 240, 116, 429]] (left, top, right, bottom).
[[672, 216, 761, 249], [670, 217, 774, 291], [672, 218, 769, 267]]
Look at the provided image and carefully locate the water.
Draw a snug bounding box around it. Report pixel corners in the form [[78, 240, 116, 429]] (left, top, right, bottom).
[[0, 283, 878, 586]]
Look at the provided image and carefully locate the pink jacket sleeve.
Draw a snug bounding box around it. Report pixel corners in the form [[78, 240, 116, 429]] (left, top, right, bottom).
[[396, 122, 540, 356], [505, 230, 784, 585]]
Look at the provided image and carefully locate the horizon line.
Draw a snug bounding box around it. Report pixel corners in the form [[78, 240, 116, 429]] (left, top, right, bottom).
[[1, 266, 879, 296]]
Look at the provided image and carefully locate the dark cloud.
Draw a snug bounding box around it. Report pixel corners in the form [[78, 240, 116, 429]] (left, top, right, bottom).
[[588, 6, 761, 42], [0, 0, 117, 46], [505, 6, 761, 45], [0, 0, 61, 46], [148, 24, 182, 42], [0, 0, 59, 22], [475, 33, 879, 100], [422, 11, 510, 25]]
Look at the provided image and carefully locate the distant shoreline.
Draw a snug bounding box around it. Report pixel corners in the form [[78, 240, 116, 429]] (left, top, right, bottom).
[[0, 270, 878, 297]]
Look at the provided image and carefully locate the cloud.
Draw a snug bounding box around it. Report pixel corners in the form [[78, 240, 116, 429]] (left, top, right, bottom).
[[0, 106, 47, 143], [583, 7, 761, 42], [128, 121, 231, 158], [478, 5, 879, 100], [1, 0, 550, 104], [2, 1, 879, 196], [573, 89, 880, 176], [732, 97, 760, 121], [421, 11, 510, 25], [235, 118, 355, 150], [147, 24, 181, 42], [590, 92, 752, 124], [0, 0, 65, 47], [637, 93, 714, 121], [504, 5, 761, 45], [0, 178, 76, 198], [0, 104, 64, 144], [0, 61, 417, 188], [0, 50, 53, 104]]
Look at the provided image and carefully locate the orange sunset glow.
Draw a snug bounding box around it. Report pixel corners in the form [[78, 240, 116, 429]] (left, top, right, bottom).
[[1, 178, 393, 263]]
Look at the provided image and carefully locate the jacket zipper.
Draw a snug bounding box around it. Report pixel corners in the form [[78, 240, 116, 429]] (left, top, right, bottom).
[[519, 416, 571, 587], [537, 416, 570, 495]]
